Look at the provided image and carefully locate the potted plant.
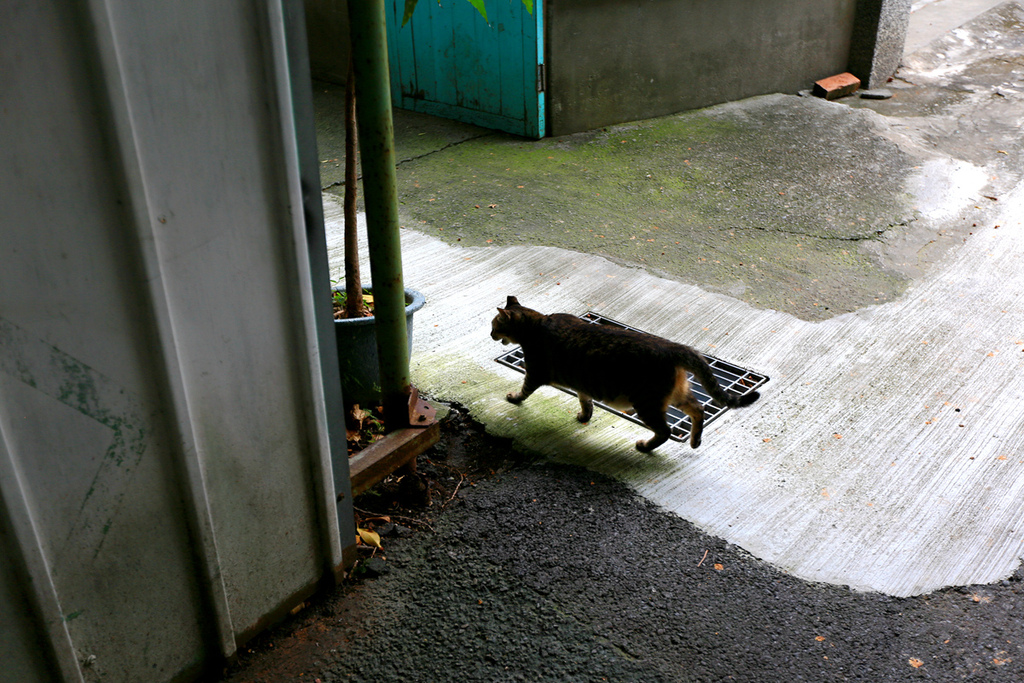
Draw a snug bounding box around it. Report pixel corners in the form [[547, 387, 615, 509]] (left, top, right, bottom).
[[334, 54, 424, 411], [333, 284, 425, 408]]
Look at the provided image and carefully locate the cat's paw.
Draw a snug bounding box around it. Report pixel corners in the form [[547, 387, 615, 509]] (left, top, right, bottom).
[[506, 393, 524, 405], [689, 436, 702, 449], [635, 439, 654, 453], [576, 412, 591, 424]]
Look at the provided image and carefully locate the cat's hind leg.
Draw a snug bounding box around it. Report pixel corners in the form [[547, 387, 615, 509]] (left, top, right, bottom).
[[669, 368, 705, 449], [675, 394, 705, 449], [632, 401, 671, 453], [575, 391, 594, 423]]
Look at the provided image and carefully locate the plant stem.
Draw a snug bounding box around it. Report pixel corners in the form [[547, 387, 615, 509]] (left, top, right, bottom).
[[348, 0, 411, 430], [344, 51, 364, 318]]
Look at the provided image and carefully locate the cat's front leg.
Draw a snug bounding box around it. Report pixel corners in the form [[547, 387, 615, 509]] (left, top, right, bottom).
[[507, 374, 541, 405], [576, 391, 594, 423]]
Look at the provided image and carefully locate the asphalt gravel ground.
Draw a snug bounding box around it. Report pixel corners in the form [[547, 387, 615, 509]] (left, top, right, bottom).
[[223, 407, 1024, 683]]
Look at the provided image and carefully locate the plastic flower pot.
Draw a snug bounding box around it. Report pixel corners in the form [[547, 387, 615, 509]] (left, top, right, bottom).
[[333, 287, 425, 407]]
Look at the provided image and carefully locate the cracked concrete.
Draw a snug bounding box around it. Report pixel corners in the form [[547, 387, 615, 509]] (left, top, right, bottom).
[[313, 80, 491, 190], [393, 132, 494, 169]]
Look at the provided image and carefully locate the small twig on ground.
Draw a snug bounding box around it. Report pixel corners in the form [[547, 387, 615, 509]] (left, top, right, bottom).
[[354, 506, 434, 532], [432, 461, 468, 508], [697, 549, 709, 567], [443, 471, 466, 509], [359, 515, 392, 525]]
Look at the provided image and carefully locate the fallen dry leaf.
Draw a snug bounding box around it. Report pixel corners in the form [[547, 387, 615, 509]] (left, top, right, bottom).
[[713, 563, 724, 571], [815, 636, 826, 642], [357, 528, 382, 549], [909, 658, 924, 668]]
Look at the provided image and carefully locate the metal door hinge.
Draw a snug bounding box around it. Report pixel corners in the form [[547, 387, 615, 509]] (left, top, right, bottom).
[[537, 63, 546, 93]]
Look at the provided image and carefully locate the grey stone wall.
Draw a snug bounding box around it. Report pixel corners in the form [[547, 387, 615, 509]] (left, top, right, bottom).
[[848, 0, 912, 88]]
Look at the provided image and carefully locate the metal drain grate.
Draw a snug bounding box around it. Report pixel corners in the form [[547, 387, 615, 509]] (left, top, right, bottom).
[[494, 311, 769, 442]]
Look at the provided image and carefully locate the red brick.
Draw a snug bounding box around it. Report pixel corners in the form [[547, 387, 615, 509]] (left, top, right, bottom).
[[812, 72, 861, 100]]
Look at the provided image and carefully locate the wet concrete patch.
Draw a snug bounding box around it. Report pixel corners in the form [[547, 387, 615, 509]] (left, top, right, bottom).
[[849, 2, 1024, 190]]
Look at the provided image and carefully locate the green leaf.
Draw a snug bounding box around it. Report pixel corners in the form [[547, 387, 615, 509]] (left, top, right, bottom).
[[402, 0, 418, 26], [465, 0, 488, 23], [403, 0, 532, 28]]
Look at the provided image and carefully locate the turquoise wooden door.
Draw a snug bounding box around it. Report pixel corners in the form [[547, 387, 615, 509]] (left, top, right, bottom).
[[385, 0, 545, 138]]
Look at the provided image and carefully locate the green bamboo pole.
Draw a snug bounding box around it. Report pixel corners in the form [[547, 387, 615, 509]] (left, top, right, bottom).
[[347, 0, 410, 429]]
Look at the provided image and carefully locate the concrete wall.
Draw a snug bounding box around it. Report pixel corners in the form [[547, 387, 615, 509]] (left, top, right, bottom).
[[546, 0, 859, 135], [0, 2, 353, 682], [306, 0, 908, 136], [305, 0, 352, 83]]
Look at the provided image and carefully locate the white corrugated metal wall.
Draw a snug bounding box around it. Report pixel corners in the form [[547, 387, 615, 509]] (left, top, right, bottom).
[[0, 2, 354, 681]]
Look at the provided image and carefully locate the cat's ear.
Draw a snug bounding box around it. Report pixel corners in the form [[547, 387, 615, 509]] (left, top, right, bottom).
[[506, 295, 520, 307], [496, 307, 511, 319]]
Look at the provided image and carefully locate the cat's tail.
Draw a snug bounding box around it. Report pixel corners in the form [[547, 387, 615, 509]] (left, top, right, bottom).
[[681, 349, 761, 409]]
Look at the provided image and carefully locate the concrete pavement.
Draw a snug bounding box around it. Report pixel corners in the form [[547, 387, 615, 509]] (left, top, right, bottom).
[[906, 0, 1010, 51], [321, 2, 1024, 598]]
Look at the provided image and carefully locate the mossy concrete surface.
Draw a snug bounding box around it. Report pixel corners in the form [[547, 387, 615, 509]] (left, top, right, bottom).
[[322, 88, 994, 321]]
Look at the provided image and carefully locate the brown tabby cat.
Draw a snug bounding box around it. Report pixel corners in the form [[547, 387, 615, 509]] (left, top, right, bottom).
[[491, 296, 760, 451]]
